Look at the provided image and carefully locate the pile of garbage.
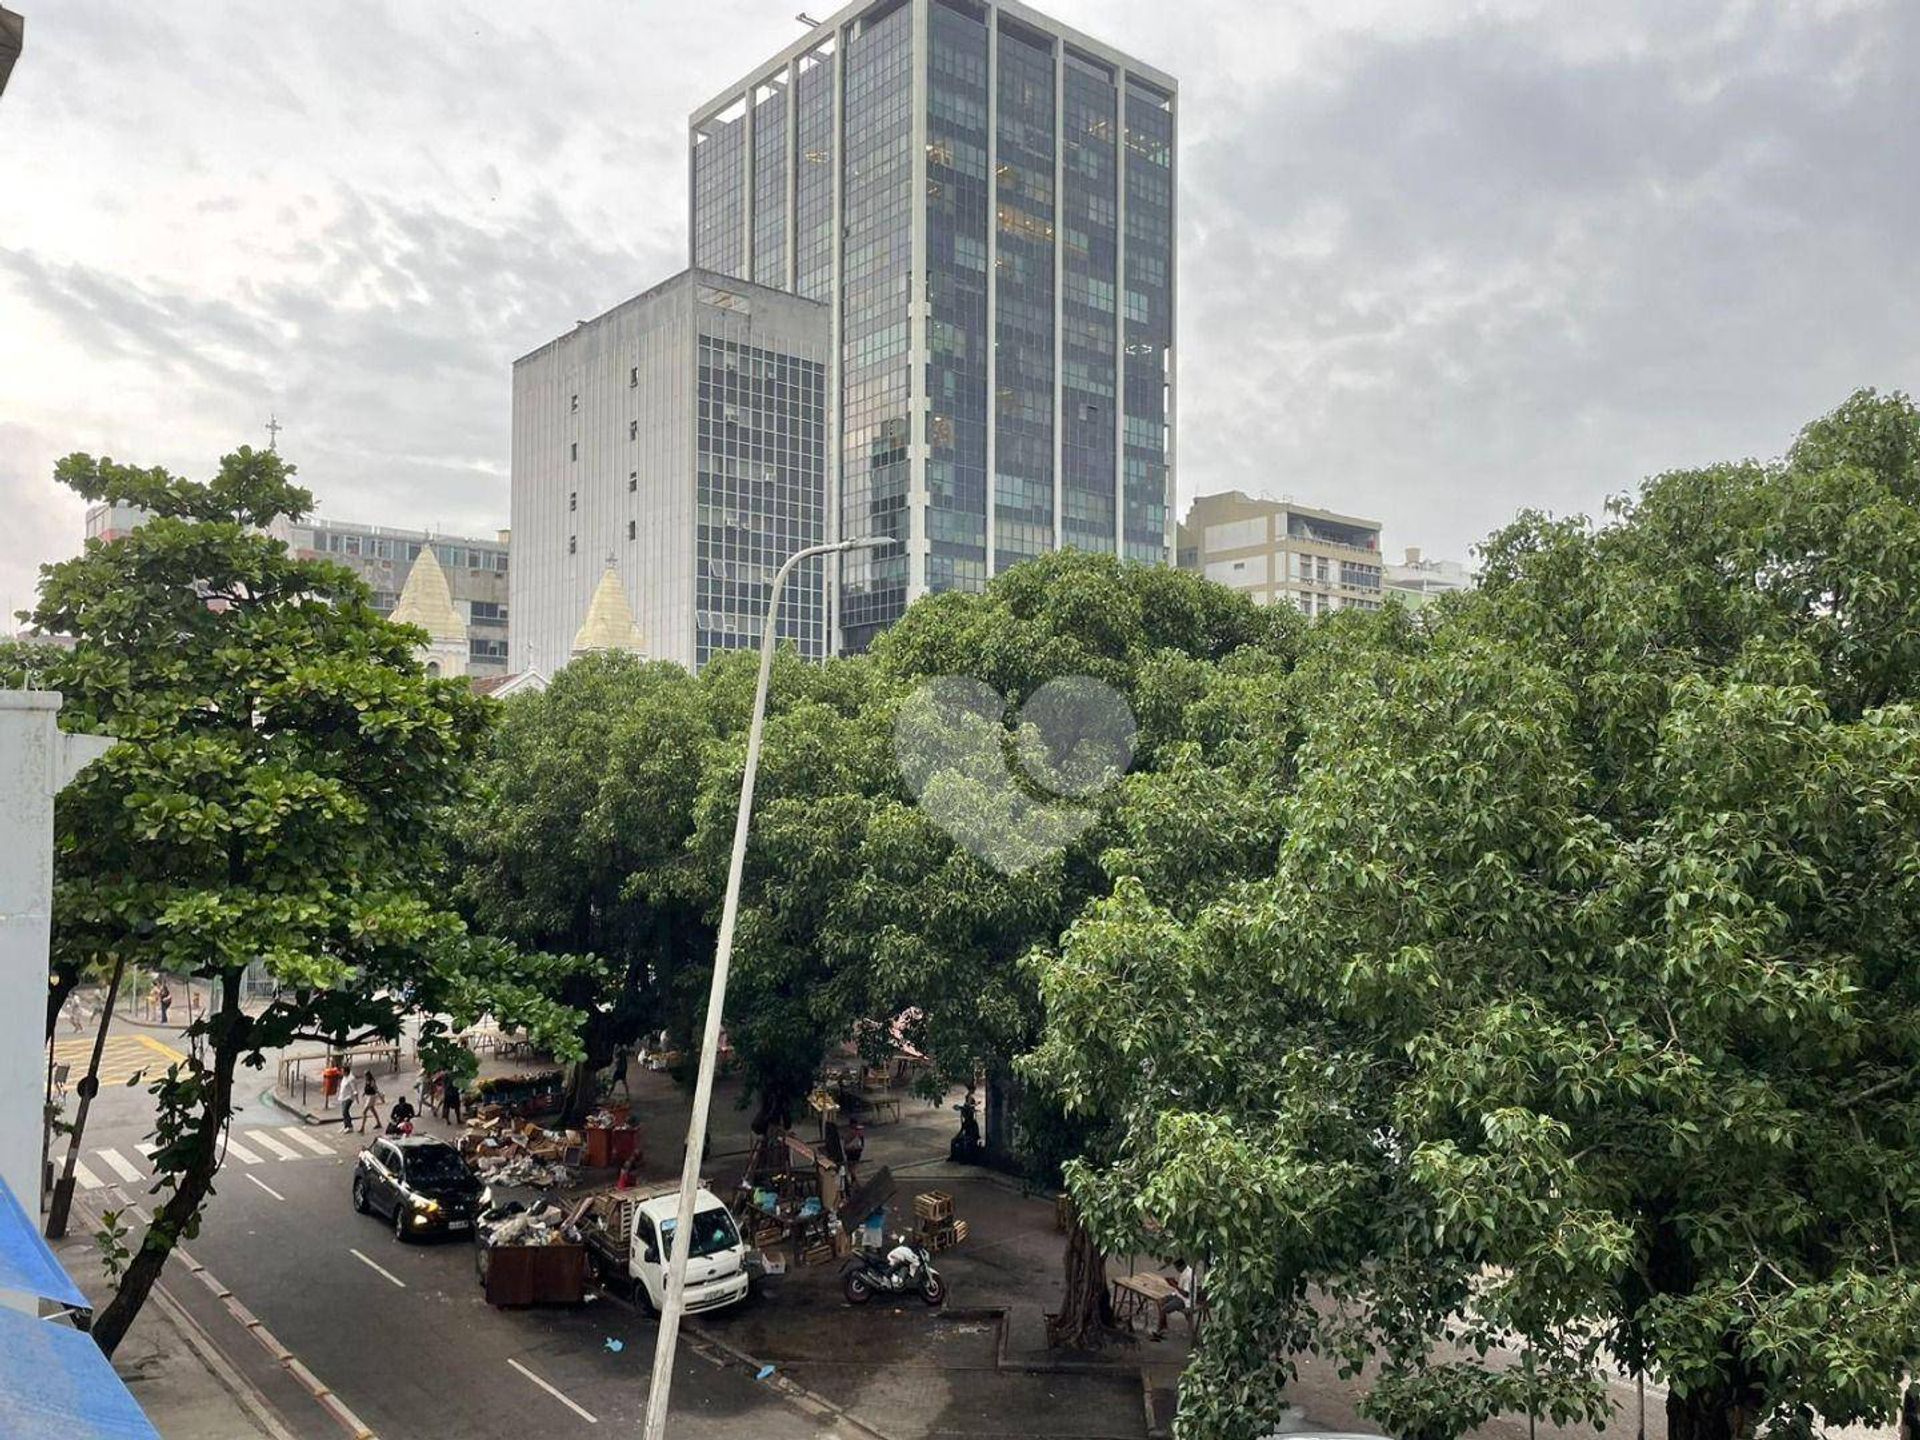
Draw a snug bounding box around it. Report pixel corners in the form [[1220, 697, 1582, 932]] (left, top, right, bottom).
[[461, 1116, 581, 1190], [477, 1196, 585, 1249], [486, 1154, 573, 1188]]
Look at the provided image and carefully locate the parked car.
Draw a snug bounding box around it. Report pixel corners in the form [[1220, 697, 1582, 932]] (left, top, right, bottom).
[[352, 1136, 482, 1241]]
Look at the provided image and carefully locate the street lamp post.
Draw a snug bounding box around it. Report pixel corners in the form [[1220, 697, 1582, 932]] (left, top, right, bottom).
[[641, 535, 893, 1440]]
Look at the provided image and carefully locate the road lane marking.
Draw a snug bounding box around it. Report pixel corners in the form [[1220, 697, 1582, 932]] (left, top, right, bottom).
[[97, 1148, 143, 1183], [508, 1358, 598, 1425], [245, 1174, 287, 1203], [349, 1248, 407, 1289], [251, 1131, 303, 1162], [135, 1033, 186, 1063], [223, 1138, 263, 1165], [73, 1160, 106, 1191], [281, 1126, 335, 1156]]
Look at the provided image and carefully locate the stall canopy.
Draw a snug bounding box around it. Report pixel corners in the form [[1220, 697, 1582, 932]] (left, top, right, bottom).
[[0, 1173, 88, 1309], [0, 1302, 162, 1439], [0, 1175, 158, 1439]]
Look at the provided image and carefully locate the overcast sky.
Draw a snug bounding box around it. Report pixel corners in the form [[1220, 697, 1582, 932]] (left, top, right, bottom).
[[3, 0, 1916, 620]]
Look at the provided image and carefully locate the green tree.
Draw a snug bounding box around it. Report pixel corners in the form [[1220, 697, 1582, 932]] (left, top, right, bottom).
[[1029, 391, 1920, 1440], [6, 449, 587, 1356], [454, 650, 714, 1124]]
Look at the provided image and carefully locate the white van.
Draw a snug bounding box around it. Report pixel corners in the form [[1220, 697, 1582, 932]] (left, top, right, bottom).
[[583, 1184, 750, 1315]]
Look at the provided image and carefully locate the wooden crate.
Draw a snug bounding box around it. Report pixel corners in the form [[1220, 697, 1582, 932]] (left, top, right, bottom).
[[913, 1190, 953, 1223], [919, 1218, 969, 1253]]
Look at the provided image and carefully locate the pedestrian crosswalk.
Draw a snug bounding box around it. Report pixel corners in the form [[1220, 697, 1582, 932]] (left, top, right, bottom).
[[51, 1033, 187, 1087], [68, 1125, 368, 1191]]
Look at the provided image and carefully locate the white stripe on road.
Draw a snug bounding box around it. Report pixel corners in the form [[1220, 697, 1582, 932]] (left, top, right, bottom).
[[250, 1131, 303, 1162], [73, 1160, 106, 1191], [222, 1138, 263, 1165], [508, 1359, 599, 1425], [136, 1142, 159, 1159], [280, 1126, 335, 1156], [245, 1173, 287, 1202], [349, 1248, 407, 1289], [97, 1148, 142, 1183]]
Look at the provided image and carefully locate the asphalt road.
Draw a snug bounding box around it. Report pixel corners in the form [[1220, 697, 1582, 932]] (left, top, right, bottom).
[[61, 1063, 843, 1440]]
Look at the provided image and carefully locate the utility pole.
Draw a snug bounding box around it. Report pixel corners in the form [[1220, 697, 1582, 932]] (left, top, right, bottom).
[[45, 952, 129, 1238], [640, 535, 892, 1440]]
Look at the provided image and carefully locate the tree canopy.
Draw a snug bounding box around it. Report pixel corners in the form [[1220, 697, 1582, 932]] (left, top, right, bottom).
[[1027, 389, 1920, 1440], [4, 448, 587, 1356]]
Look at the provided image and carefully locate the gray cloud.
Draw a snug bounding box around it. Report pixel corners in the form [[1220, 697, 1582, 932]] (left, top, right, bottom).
[[1176, 0, 1920, 556], [0, 0, 1915, 622]]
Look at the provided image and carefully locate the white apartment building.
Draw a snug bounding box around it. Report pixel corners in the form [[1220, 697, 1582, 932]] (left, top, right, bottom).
[[1384, 547, 1473, 609], [1176, 491, 1384, 618]]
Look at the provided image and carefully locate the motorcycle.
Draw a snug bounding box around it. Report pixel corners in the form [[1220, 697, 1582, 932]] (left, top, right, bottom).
[[842, 1238, 946, 1307]]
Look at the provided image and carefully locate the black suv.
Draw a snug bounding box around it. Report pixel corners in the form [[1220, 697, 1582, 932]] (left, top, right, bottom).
[[352, 1136, 481, 1241]]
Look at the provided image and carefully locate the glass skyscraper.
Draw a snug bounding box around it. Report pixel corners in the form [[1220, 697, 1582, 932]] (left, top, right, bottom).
[[690, 0, 1176, 652]]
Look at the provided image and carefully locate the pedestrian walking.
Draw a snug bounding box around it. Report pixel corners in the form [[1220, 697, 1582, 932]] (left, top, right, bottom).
[[340, 1081, 356, 1132], [439, 1072, 463, 1125], [358, 1070, 385, 1133], [609, 1043, 632, 1097], [156, 978, 173, 1025]]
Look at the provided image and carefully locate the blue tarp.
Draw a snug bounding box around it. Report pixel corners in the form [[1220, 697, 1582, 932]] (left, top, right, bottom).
[[0, 1174, 88, 1309], [0, 1300, 162, 1439]]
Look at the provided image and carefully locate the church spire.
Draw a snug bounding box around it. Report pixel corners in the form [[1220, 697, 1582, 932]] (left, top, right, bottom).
[[572, 561, 645, 658]]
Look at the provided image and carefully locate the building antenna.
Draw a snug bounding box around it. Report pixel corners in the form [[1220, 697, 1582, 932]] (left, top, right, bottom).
[[265, 413, 283, 452]]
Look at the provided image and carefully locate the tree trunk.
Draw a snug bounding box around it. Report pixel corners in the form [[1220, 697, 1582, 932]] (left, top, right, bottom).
[[1047, 1208, 1115, 1350], [1666, 1378, 1764, 1440], [985, 1072, 1011, 1163], [90, 972, 244, 1358], [559, 1058, 598, 1128]]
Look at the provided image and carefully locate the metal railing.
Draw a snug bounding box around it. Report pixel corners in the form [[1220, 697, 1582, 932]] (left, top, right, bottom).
[[278, 1043, 403, 1110]]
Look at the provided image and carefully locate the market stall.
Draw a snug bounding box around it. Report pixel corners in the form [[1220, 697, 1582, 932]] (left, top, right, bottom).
[[734, 1130, 849, 1268]]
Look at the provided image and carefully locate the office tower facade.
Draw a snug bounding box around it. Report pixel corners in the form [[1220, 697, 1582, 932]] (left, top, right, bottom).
[[690, 0, 1176, 651], [1177, 492, 1386, 619], [510, 268, 830, 677]]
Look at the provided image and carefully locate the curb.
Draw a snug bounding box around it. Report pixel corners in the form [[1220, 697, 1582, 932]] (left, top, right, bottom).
[[148, 1279, 301, 1440], [261, 1087, 327, 1126]]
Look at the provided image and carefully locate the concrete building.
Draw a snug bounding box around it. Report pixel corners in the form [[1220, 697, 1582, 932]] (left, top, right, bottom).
[[84, 505, 513, 678], [0, 691, 112, 1238], [82, 502, 147, 544], [510, 267, 831, 677], [690, 0, 1177, 651], [1176, 491, 1384, 618], [277, 518, 512, 677], [1384, 547, 1473, 609]]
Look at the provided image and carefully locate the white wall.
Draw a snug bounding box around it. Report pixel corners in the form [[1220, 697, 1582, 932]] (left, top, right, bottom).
[[0, 692, 112, 1261]]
